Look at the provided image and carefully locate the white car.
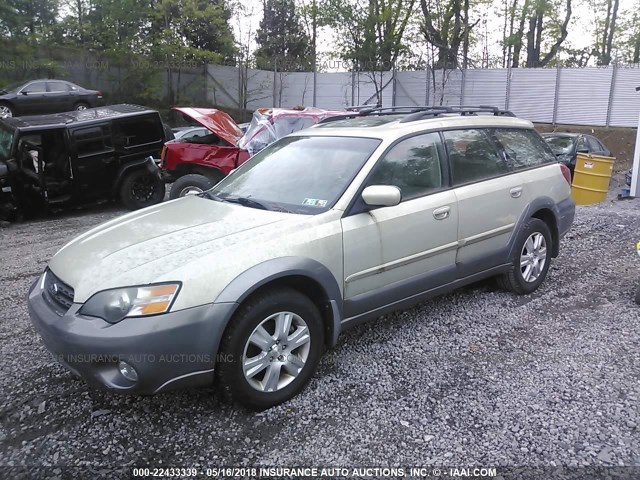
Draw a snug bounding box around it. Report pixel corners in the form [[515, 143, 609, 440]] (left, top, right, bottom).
[[28, 106, 575, 409]]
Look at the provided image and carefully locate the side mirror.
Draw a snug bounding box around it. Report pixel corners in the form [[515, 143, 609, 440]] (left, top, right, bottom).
[[362, 185, 401, 207], [20, 91, 28, 95], [576, 147, 589, 154]]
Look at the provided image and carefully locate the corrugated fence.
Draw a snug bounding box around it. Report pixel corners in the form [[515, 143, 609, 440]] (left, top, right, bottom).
[[207, 65, 640, 127]]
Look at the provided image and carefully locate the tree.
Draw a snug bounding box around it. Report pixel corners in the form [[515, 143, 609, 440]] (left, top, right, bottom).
[[0, 0, 59, 39], [419, 0, 479, 69], [591, 0, 620, 65], [255, 0, 312, 71]]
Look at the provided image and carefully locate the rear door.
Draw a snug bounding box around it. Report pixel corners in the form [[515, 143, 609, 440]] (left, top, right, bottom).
[[341, 132, 458, 318], [70, 124, 116, 198], [46, 81, 72, 113], [444, 128, 528, 278]]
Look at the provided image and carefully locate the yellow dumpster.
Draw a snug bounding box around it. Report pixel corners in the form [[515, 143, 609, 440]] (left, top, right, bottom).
[[571, 153, 615, 205]]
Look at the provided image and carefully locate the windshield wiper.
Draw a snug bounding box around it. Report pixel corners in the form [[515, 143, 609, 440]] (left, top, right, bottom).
[[223, 196, 269, 210], [203, 192, 292, 212]]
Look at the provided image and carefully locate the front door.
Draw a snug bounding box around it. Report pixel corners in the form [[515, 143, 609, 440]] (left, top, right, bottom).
[[17, 81, 48, 114], [341, 132, 459, 319]]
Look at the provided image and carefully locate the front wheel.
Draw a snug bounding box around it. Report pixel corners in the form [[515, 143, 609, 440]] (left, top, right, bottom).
[[216, 287, 324, 410], [169, 173, 217, 200], [0, 102, 13, 118], [119, 169, 165, 210], [498, 218, 552, 295]]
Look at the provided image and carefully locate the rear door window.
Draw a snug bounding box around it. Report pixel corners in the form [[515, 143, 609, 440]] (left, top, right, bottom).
[[493, 129, 556, 170], [113, 116, 163, 149], [47, 82, 69, 93], [443, 129, 509, 185], [73, 126, 113, 157]]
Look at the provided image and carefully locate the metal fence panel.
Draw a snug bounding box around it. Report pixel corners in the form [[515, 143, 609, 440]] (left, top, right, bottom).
[[463, 69, 508, 109], [430, 69, 463, 106], [277, 72, 314, 107], [609, 68, 640, 127], [206, 65, 240, 108], [245, 68, 274, 111], [556, 67, 612, 126], [508, 68, 557, 123], [395, 70, 429, 106], [316, 72, 353, 108]]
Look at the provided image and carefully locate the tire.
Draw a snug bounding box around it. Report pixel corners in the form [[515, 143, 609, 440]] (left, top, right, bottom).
[[119, 169, 166, 210], [169, 173, 218, 200], [74, 102, 89, 111], [0, 102, 13, 118], [498, 218, 553, 295], [216, 287, 324, 410]]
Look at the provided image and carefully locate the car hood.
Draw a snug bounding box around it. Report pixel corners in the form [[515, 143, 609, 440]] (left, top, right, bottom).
[[172, 107, 242, 146], [49, 196, 295, 301]]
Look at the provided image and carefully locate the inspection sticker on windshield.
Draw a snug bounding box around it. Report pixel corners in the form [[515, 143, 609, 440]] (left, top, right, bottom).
[[303, 198, 327, 207]]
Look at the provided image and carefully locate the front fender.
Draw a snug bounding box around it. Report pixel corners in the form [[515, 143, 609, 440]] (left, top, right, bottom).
[[213, 256, 343, 347]]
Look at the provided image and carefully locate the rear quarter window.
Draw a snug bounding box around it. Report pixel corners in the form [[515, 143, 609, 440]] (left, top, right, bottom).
[[494, 129, 556, 170]]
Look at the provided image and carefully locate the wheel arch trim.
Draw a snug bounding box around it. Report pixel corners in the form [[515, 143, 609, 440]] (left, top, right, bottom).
[[213, 257, 343, 347]]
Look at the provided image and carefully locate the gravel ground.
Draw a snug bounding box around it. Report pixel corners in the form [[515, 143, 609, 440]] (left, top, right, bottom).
[[0, 185, 639, 478]]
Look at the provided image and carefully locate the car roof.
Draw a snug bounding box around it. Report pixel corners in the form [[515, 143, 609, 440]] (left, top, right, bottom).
[[1, 104, 158, 131], [297, 113, 534, 140]]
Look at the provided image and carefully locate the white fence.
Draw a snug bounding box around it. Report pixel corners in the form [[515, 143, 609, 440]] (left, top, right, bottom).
[[206, 64, 640, 128]]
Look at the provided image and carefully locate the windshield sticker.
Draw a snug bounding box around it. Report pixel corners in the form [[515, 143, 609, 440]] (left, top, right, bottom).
[[302, 198, 327, 207]]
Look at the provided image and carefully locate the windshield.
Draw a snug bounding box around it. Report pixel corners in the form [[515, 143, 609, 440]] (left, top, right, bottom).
[[209, 135, 381, 214], [0, 124, 15, 161], [543, 135, 575, 155]]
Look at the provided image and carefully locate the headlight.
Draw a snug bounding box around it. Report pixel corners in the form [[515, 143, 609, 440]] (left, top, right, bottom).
[[79, 283, 181, 323]]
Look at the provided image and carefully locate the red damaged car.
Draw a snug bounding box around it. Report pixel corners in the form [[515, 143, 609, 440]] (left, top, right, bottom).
[[161, 107, 250, 199], [161, 106, 347, 199]]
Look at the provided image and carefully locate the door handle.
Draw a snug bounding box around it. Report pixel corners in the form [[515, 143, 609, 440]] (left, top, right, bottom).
[[510, 186, 523, 198], [433, 206, 451, 220]]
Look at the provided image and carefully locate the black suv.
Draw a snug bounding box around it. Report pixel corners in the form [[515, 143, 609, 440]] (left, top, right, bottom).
[[0, 104, 166, 220]]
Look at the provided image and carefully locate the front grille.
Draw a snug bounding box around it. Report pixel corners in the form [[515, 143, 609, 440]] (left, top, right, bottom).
[[43, 270, 75, 315]]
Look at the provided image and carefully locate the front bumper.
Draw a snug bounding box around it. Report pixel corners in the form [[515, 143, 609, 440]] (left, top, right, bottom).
[[28, 274, 237, 394]]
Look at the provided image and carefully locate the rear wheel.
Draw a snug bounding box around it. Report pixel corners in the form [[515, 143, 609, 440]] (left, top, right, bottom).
[[217, 287, 324, 410], [74, 102, 89, 111], [119, 169, 165, 210], [0, 102, 13, 118], [169, 173, 220, 200], [498, 218, 552, 295]]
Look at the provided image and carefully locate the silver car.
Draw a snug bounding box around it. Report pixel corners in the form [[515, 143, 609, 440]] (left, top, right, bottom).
[[28, 106, 575, 409]]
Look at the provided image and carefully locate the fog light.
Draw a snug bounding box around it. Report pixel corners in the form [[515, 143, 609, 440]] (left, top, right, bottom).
[[118, 361, 138, 382]]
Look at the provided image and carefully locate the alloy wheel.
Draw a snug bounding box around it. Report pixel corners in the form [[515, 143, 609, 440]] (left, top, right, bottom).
[[242, 311, 311, 393], [179, 186, 203, 197], [520, 232, 547, 283], [0, 106, 12, 118]]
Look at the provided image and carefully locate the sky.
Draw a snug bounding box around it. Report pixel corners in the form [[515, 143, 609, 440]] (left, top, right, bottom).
[[232, 0, 640, 71]]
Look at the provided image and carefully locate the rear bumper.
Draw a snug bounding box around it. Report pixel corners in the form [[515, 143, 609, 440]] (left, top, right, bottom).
[[28, 274, 237, 394]]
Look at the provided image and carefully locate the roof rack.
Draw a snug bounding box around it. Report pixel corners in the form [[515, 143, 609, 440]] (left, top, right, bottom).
[[399, 105, 515, 123], [318, 104, 515, 125]]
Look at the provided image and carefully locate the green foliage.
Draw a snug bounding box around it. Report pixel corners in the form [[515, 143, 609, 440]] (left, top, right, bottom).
[[319, 0, 416, 71], [255, 0, 312, 71]]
